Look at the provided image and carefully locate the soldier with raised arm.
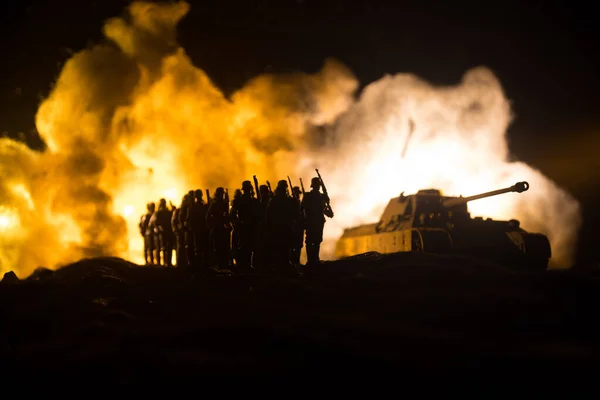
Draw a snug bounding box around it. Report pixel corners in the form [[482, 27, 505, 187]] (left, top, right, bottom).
[[300, 176, 334, 266]]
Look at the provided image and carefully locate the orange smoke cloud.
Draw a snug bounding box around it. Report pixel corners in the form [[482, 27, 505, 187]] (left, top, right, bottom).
[[0, 1, 581, 277]]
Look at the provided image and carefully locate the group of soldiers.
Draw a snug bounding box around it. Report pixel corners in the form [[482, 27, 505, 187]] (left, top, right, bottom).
[[138, 172, 334, 274]]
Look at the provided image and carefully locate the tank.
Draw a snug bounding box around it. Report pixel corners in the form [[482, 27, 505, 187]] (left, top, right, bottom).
[[335, 181, 552, 270]]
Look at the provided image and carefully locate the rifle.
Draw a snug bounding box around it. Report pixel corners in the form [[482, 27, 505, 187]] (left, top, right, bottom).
[[266, 180, 273, 195], [206, 189, 211, 205], [225, 188, 230, 204], [253, 175, 261, 202], [299, 178, 305, 195], [287, 175, 293, 196], [315, 168, 334, 217]]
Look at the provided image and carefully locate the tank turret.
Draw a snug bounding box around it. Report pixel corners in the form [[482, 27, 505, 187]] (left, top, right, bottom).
[[335, 181, 551, 270]]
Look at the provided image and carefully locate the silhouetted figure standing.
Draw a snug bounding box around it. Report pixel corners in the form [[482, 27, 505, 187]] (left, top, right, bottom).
[[230, 181, 260, 272], [290, 186, 304, 266], [301, 177, 334, 266], [172, 194, 189, 268], [139, 202, 156, 265], [254, 184, 272, 271], [207, 187, 231, 269], [180, 190, 195, 267], [266, 180, 297, 268], [187, 189, 210, 271], [230, 189, 243, 266], [149, 198, 175, 267]]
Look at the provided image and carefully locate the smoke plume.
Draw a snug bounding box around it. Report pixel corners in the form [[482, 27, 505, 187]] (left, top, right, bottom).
[[0, 1, 581, 277]]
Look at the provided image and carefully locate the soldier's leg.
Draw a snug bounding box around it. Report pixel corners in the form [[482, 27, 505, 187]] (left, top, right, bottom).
[[240, 232, 254, 270], [192, 231, 199, 268], [161, 234, 168, 266], [176, 235, 184, 267], [164, 242, 170, 267], [143, 236, 150, 264], [213, 231, 225, 269], [194, 231, 208, 270], [306, 244, 316, 265], [148, 236, 156, 264], [201, 232, 210, 269], [217, 241, 228, 269], [180, 235, 186, 267], [230, 229, 238, 266], [314, 222, 325, 262], [154, 235, 161, 266], [253, 227, 265, 271], [208, 230, 217, 268], [185, 231, 195, 267], [224, 231, 233, 268], [304, 226, 314, 265]]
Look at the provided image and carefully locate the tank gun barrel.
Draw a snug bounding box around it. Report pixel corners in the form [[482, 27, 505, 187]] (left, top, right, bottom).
[[442, 181, 529, 208]]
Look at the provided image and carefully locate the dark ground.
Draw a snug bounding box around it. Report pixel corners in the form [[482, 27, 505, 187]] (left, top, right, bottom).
[[2, 253, 600, 383]]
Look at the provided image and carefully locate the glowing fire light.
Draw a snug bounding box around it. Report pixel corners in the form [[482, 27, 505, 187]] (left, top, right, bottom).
[[163, 188, 179, 203], [0, 209, 18, 231], [0, 1, 582, 278], [123, 205, 135, 217]]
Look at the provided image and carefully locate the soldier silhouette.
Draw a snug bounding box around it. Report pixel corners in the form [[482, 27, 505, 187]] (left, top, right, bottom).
[[230, 189, 243, 267], [290, 186, 304, 266], [149, 198, 175, 267], [171, 199, 183, 267], [207, 187, 232, 269], [266, 180, 297, 268], [187, 189, 210, 272], [301, 177, 334, 266], [139, 202, 156, 265], [180, 190, 195, 267], [230, 181, 260, 272], [253, 184, 272, 271], [172, 195, 189, 268]]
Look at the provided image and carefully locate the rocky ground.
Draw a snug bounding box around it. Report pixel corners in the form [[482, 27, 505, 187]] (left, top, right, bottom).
[[1, 252, 600, 383]]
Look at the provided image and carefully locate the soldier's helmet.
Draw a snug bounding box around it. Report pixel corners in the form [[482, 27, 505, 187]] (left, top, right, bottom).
[[259, 184, 270, 196], [215, 187, 225, 197], [292, 186, 301, 195], [277, 180, 288, 188], [234, 189, 242, 199], [242, 180, 253, 192], [147, 202, 155, 212], [159, 198, 167, 208], [194, 189, 203, 199], [311, 177, 321, 188]]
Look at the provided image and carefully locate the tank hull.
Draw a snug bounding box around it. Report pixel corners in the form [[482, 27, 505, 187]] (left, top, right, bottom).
[[335, 226, 551, 270], [336, 182, 551, 270]]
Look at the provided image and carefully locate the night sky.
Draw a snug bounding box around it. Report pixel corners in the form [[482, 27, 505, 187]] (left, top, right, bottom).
[[1, 0, 598, 264]]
